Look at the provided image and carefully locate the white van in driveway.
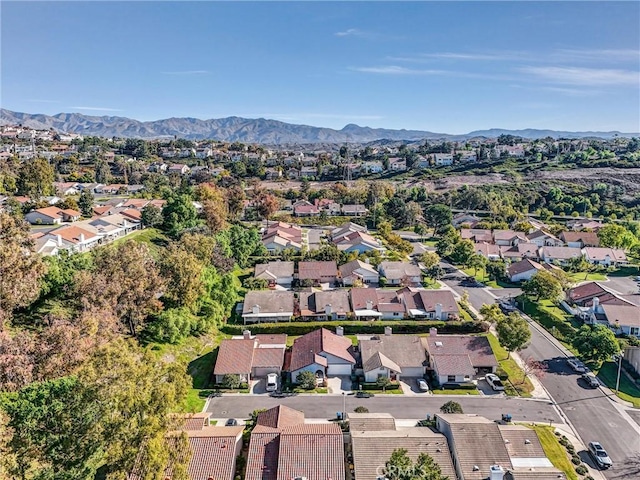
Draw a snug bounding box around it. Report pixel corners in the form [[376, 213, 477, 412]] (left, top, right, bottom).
[[266, 373, 278, 392]]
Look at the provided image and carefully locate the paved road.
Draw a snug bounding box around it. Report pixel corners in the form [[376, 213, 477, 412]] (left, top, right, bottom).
[[438, 257, 640, 479], [207, 394, 561, 424], [602, 274, 639, 296]]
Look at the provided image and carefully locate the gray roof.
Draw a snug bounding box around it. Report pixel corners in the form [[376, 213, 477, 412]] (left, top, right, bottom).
[[425, 334, 498, 368], [254, 261, 295, 280], [299, 290, 351, 316], [360, 335, 427, 373], [339, 259, 378, 278], [379, 261, 422, 280], [346, 413, 396, 432], [242, 291, 295, 316], [351, 429, 456, 480]]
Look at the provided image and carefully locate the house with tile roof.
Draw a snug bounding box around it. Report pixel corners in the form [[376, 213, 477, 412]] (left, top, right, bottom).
[[538, 246, 582, 265], [526, 229, 563, 247], [297, 260, 339, 286], [292, 199, 320, 217], [246, 406, 345, 480], [254, 261, 295, 288], [298, 290, 351, 321], [493, 230, 528, 247], [499, 243, 540, 262], [560, 231, 600, 248], [25, 206, 81, 225], [475, 242, 501, 261], [213, 330, 287, 383], [350, 414, 456, 480], [286, 327, 356, 381], [379, 261, 422, 286], [350, 288, 406, 320], [339, 259, 379, 286], [359, 328, 428, 382], [334, 229, 383, 253], [507, 259, 558, 283], [398, 288, 460, 320], [424, 329, 498, 385], [242, 291, 295, 324], [262, 222, 303, 253], [582, 247, 628, 267], [435, 414, 564, 480], [129, 413, 243, 480]]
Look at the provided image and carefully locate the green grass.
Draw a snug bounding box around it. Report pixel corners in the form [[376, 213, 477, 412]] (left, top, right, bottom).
[[528, 425, 578, 480], [486, 333, 534, 397], [568, 271, 607, 283], [460, 267, 518, 289], [147, 330, 229, 413], [521, 298, 579, 349], [596, 362, 640, 408], [292, 387, 329, 394], [431, 389, 480, 395], [116, 227, 169, 257]]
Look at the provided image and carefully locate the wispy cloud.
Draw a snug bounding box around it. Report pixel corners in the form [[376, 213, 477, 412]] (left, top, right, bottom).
[[553, 49, 640, 63], [334, 28, 364, 37], [352, 66, 449, 76], [70, 106, 124, 112], [240, 112, 384, 122], [161, 70, 210, 75], [520, 66, 639, 86], [415, 52, 515, 61]]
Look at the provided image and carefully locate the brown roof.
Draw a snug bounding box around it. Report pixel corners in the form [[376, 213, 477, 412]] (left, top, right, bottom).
[[254, 261, 295, 280], [567, 282, 608, 303], [584, 247, 627, 262], [214, 339, 255, 376], [425, 334, 498, 368], [400, 288, 460, 314], [52, 225, 98, 243], [508, 259, 543, 277], [246, 430, 280, 480], [93, 205, 113, 216], [432, 354, 476, 376], [540, 246, 582, 259], [499, 425, 547, 458], [360, 335, 427, 372], [121, 208, 142, 221], [33, 206, 65, 219], [288, 328, 355, 372], [436, 415, 512, 480], [257, 405, 305, 429], [560, 231, 600, 246], [351, 428, 456, 480], [252, 347, 286, 368], [297, 260, 338, 280], [180, 412, 212, 431], [60, 208, 81, 217], [347, 412, 396, 432], [299, 290, 351, 316], [601, 303, 640, 328]]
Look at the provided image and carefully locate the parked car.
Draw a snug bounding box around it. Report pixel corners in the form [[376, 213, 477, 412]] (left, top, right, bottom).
[[581, 373, 600, 388], [485, 373, 505, 391], [356, 391, 374, 398], [567, 358, 587, 373], [225, 418, 238, 426], [588, 441, 613, 469], [417, 379, 430, 392], [266, 373, 278, 392]]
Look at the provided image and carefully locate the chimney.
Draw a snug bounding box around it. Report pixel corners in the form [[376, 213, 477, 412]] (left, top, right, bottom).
[[429, 327, 438, 337], [336, 326, 344, 336], [384, 326, 392, 336], [592, 297, 599, 311], [366, 300, 373, 310], [489, 465, 505, 480], [243, 330, 251, 340], [252, 304, 260, 315], [79, 233, 85, 243], [435, 303, 442, 319], [56, 234, 62, 246], [325, 304, 332, 316]]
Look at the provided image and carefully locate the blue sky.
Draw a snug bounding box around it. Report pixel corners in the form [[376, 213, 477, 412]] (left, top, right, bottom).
[[2, 1, 639, 133]]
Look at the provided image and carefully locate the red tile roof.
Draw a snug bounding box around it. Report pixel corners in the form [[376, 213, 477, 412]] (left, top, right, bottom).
[[214, 339, 256, 375], [425, 334, 498, 368], [288, 328, 355, 372], [257, 405, 305, 429]]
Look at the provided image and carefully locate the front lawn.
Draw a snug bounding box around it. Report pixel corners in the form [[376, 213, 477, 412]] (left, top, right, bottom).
[[291, 387, 329, 394], [431, 389, 480, 395], [521, 298, 579, 348], [528, 425, 578, 480], [486, 333, 534, 397], [568, 271, 607, 283], [596, 362, 640, 408], [460, 267, 517, 289]]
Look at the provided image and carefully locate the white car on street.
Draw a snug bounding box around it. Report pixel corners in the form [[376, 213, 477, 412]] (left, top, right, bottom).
[[485, 373, 505, 391]]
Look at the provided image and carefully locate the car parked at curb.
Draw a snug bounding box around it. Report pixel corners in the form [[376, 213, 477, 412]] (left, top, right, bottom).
[[485, 373, 505, 391], [266, 373, 278, 392], [567, 357, 587, 373], [581, 372, 600, 388], [588, 441, 613, 469]]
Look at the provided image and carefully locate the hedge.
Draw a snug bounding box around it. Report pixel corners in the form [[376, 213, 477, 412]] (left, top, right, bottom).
[[439, 382, 477, 390], [221, 320, 484, 336], [361, 382, 401, 391]]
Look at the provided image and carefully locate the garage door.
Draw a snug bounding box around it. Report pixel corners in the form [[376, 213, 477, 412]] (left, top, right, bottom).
[[253, 367, 280, 378], [401, 367, 426, 378], [327, 364, 353, 376]]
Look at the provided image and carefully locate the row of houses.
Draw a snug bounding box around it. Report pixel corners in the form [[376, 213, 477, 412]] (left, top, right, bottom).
[[291, 199, 368, 217], [240, 287, 459, 324], [52, 182, 146, 196], [462, 227, 601, 248], [214, 327, 495, 387], [254, 259, 422, 288], [144, 408, 564, 480]]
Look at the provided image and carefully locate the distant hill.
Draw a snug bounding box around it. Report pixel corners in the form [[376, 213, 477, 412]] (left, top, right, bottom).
[[0, 109, 636, 143]]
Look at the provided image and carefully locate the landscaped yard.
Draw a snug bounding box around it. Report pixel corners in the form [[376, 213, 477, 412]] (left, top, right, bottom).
[[486, 333, 534, 397], [431, 388, 480, 395], [521, 298, 579, 350], [460, 267, 517, 289], [596, 361, 640, 408], [528, 425, 578, 480], [568, 271, 607, 283]]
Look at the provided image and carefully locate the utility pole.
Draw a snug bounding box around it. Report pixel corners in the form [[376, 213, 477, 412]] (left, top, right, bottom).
[[615, 353, 624, 393]]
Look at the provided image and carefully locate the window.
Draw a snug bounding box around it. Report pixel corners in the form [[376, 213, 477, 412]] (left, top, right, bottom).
[[631, 327, 639, 336], [447, 375, 456, 382]]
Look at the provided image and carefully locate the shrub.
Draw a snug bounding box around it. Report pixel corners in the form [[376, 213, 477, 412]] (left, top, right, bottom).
[[575, 465, 588, 475], [440, 382, 476, 390], [440, 401, 464, 414], [221, 374, 241, 389], [361, 382, 401, 391], [354, 406, 369, 413], [297, 370, 317, 390], [571, 455, 581, 465]]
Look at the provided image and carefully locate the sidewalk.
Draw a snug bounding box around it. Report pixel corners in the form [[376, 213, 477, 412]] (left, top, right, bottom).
[[550, 422, 607, 480]]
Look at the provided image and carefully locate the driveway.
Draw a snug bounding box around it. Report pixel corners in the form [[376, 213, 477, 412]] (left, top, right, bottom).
[[603, 274, 639, 296], [400, 377, 431, 395], [326, 376, 352, 394], [477, 378, 505, 397], [250, 378, 268, 394], [305, 228, 323, 251]]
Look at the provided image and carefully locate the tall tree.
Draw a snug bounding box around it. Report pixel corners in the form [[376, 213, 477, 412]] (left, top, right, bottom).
[[16, 158, 54, 199], [496, 313, 531, 358], [159, 244, 204, 312], [423, 204, 452, 234], [78, 189, 94, 217], [522, 270, 563, 302], [420, 252, 440, 270], [76, 241, 164, 336], [0, 213, 46, 329], [255, 192, 280, 225], [572, 325, 621, 363], [141, 204, 163, 228], [162, 194, 199, 237]]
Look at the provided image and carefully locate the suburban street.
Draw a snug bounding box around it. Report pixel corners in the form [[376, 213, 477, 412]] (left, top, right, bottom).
[[439, 257, 640, 479], [207, 394, 561, 425]]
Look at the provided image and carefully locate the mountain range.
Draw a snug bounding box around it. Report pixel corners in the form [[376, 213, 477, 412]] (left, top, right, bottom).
[[1, 109, 636, 143]]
